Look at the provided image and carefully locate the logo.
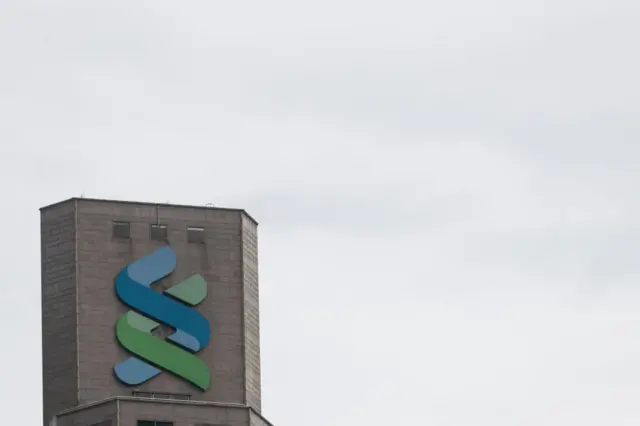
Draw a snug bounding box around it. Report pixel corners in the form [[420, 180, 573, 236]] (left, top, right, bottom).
[[113, 246, 211, 390]]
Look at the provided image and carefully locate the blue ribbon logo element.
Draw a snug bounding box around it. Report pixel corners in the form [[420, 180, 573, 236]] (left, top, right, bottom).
[[113, 246, 211, 390]]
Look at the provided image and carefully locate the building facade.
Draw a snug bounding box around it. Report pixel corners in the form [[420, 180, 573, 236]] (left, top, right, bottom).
[[40, 198, 272, 426]]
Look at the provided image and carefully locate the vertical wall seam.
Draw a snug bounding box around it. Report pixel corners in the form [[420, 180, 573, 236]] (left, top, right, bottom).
[[40, 211, 47, 426], [254, 221, 261, 412], [74, 199, 80, 406], [240, 213, 248, 406]]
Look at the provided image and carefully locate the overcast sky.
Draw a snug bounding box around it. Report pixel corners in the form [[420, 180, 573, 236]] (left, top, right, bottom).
[[2, 0, 640, 425]]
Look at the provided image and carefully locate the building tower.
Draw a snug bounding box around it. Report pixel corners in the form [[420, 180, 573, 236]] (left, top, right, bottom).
[[40, 198, 272, 426]]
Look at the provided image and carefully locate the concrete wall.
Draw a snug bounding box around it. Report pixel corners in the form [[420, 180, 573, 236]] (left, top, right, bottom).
[[55, 398, 274, 426], [56, 400, 118, 426], [41, 201, 79, 425], [74, 199, 250, 404], [118, 399, 250, 426], [242, 216, 261, 412], [42, 198, 265, 424]]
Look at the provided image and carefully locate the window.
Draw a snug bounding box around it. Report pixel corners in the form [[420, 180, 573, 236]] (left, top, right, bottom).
[[153, 392, 171, 400], [187, 226, 205, 243], [150, 224, 167, 241], [112, 221, 130, 239], [132, 390, 191, 401], [172, 393, 191, 401], [137, 422, 173, 426]]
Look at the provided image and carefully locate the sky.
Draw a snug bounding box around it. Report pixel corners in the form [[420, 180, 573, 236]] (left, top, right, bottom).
[[1, 0, 640, 424]]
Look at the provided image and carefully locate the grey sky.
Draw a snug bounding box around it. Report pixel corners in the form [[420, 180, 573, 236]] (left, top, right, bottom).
[[2, 0, 640, 424]]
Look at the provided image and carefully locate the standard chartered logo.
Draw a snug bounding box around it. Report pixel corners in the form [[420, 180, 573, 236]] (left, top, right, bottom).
[[113, 246, 211, 390]]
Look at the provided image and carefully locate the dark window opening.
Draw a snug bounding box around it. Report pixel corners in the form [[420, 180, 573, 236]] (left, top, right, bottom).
[[132, 390, 191, 401], [112, 221, 130, 239], [137, 422, 173, 426], [150, 224, 167, 241], [172, 393, 191, 400], [153, 393, 170, 400], [187, 226, 205, 243]]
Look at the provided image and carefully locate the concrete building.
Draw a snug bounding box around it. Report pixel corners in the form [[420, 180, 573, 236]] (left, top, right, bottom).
[[40, 198, 273, 426]]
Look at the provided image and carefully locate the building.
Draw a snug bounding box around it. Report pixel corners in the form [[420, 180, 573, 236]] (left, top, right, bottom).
[[40, 198, 273, 426]]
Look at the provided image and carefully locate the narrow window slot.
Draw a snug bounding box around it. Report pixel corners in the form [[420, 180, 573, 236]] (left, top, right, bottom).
[[150, 224, 168, 241], [112, 221, 130, 239], [187, 226, 205, 243]]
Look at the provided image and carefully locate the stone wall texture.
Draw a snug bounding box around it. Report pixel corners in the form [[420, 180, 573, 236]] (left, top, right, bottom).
[[242, 216, 261, 412], [56, 399, 118, 426], [41, 200, 79, 426], [119, 400, 249, 426], [41, 198, 266, 426], [56, 398, 275, 426]]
